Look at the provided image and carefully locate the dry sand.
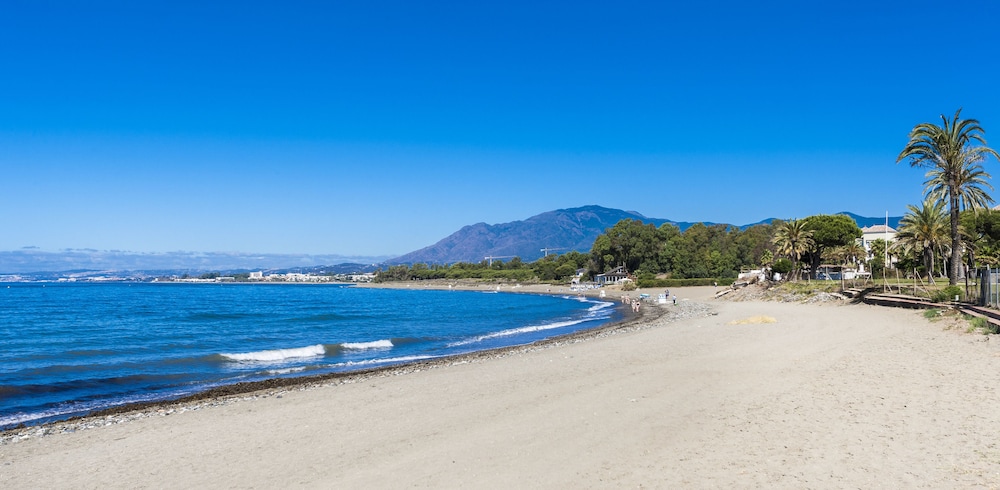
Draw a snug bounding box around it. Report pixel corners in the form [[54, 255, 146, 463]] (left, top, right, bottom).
[[4, 286, 1000, 488]]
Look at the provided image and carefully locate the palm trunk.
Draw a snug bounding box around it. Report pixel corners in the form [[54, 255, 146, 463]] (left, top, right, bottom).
[[927, 249, 935, 284], [950, 187, 961, 285]]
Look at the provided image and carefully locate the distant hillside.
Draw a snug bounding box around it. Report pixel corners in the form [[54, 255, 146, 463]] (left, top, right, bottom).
[[0, 249, 391, 274], [742, 213, 901, 230], [389, 206, 903, 265], [390, 205, 671, 264], [839, 212, 902, 229]]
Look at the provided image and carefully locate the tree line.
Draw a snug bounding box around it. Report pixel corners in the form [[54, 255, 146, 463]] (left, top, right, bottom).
[[375, 214, 869, 283]]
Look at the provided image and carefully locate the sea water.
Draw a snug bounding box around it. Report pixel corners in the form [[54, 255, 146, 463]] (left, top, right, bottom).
[[0, 283, 617, 428]]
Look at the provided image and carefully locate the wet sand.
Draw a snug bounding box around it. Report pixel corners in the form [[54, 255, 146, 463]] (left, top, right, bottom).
[[4, 286, 1000, 487]]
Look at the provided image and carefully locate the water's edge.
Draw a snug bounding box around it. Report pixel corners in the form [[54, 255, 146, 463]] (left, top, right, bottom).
[[2, 301, 656, 435]]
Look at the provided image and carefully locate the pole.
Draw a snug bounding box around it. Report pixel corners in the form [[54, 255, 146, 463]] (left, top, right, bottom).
[[884, 211, 889, 272]]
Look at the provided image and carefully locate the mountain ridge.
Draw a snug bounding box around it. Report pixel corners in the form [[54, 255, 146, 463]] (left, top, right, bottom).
[[0, 250, 391, 275], [389, 205, 903, 264]]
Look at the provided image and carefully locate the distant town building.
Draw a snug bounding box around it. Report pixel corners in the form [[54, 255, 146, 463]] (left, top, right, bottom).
[[348, 273, 375, 283]]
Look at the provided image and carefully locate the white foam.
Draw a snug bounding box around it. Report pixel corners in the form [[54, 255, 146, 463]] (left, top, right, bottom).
[[447, 298, 615, 348], [448, 318, 586, 347], [587, 301, 614, 314], [341, 339, 393, 350], [266, 366, 308, 375], [335, 355, 436, 367], [221, 344, 326, 362]]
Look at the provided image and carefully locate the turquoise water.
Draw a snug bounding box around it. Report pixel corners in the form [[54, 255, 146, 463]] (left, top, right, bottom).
[[0, 283, 616, 428]]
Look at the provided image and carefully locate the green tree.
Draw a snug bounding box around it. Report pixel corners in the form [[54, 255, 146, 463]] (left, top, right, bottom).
[[832, 241, 866, 268], [655, 223, 682, 275], [554, 263, 577, 279], [802, 214, 862, 279], [897, 109, 1000, 284], [771, 258, 794, 279], [895, 200, 950, 280], [772, 219, 814, 280], [734, 223, 776, 269], [759, 249, 774, 268], [961, 209, 1000, 269], [589, 219, 661, 274], [670, 223, 713, 278]]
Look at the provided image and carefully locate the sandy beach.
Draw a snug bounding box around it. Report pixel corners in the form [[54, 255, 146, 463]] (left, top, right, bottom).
[[4, 285, 1000, 488]]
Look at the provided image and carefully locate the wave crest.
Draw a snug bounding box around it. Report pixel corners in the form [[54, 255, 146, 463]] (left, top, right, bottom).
[[221, 344, 325, 362], [341, 339, 393, 350]]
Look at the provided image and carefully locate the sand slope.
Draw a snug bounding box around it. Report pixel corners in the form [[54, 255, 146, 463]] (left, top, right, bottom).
[[3, 295, 1000, 488]]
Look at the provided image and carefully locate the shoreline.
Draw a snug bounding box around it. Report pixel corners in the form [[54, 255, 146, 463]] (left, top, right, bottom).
[[6, 290, 1000, 486], [1, 284, 709, 441]]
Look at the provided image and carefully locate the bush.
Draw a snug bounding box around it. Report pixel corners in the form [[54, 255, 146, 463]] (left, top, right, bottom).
[[932, 285, 963, 303], [621, 281, 637, 291], [771, 258, 794, 276]]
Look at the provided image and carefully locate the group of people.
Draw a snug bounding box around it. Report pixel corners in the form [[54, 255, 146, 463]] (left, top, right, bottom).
[[621, 289, 678, 313], [620, 294, 642, 312]]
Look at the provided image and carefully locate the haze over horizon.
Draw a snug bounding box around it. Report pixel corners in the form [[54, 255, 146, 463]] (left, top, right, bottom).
[[3, 1, 999, 257]]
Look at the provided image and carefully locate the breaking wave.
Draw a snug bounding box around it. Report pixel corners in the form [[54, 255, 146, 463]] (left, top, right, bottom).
[[341, 339, 393, 350], [221, 344, 326, 362]]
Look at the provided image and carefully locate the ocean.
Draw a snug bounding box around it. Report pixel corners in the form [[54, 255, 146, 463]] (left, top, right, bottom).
[[0, 283, 617, 429]]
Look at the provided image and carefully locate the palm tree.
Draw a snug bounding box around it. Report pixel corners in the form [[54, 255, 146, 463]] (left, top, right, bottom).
[[925, 158, 993, 210], [772, 219, 814, 280], [895, 199, 950, 281], [835, 241, 867, 268], [976, 242, 1000, 267], [868, 238, 890, 276], [897, 109, 999, 284]]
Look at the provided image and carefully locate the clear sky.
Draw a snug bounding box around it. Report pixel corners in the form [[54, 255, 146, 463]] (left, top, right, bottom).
[[3, 1, 999, 257]]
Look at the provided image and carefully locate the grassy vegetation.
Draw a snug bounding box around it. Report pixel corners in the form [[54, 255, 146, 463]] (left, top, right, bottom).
[[776, 281, 841, 295], [969, 316, 989, 333]]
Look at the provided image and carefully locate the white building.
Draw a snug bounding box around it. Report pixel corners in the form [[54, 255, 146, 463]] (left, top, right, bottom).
[[860, 224, 897, 265], [595, 265, 631, 286]]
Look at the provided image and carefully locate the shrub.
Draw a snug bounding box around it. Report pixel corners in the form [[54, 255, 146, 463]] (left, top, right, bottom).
[[932, 285, 963, 303], [771, 258, 794, 276], [969, 316, 989, 333], [621, 281, 637, 291]]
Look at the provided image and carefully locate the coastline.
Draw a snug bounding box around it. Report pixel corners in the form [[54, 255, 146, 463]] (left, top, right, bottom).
[[1, 283, 704, 438], [6, 287, 1000, 486]]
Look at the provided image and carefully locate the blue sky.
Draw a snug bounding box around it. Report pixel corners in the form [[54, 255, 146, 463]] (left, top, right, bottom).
[[2, 1, 999, 257]]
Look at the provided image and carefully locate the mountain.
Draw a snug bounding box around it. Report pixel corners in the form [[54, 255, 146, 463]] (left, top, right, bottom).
[[838, 212, 902, 230], [0, 249, 392, 275], [390, 205, 670, 264], [389, 205, 904, 265]]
